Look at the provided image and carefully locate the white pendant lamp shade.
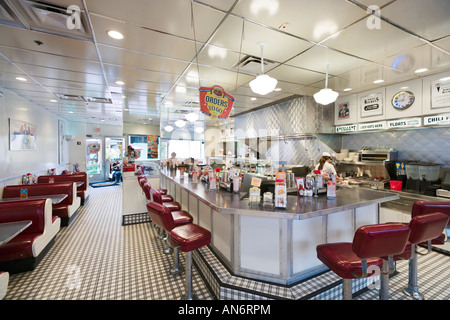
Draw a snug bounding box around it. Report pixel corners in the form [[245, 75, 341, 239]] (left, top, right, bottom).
[[175, 119, 186, 128], [250, 74, 278, 96], [314, 63, 339, 105], [250, 42, 277, 95], [313, 88, 339, 105], [185, 112, 199, 122], [164, 125, 174, 132]]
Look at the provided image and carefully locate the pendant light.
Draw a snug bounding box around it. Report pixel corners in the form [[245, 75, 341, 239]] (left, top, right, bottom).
[[174, 107, 186, 127], [249, 42, 277, 95], [185, 112, 199, 122], [313, 63, 339, 105], [164, 125, 174, 132]]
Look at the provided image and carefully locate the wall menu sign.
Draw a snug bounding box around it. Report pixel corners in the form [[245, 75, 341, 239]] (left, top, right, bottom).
[[361, 92, 383, 118], [336, 124, 357, 133], [424, 114, 450, 126], [387, 118, 421, 129], [431, 78, 450, 109], [199, 85, 235, 119], [358, 121, 386, 131]]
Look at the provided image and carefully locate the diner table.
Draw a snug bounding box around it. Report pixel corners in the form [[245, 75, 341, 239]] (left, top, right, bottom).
[[0, 220, 32, 246], [0, 194, 68, 204]]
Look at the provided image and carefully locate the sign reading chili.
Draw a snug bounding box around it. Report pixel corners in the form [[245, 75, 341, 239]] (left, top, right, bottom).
[[199, 85, 235, 119]]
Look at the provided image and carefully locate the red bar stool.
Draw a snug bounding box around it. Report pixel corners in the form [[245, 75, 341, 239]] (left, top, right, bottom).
[[171, 223, 211, 300], [317, 223, 411, 300], [146, 202, 193, 275], [397, 211, 449, 300], [411, 200, 450, 244], [150, 188, 180, 211]]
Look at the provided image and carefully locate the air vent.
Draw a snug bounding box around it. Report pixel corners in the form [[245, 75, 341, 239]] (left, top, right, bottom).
[[55, 93, 112, 104], [230, 54, 277, 75], [6, 0, 93, 40]]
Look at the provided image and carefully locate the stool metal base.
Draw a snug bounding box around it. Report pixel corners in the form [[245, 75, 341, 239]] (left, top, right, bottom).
[[170, 247, 181, 276], [402, 244, 425, 300], [180, 251, 197, 300]]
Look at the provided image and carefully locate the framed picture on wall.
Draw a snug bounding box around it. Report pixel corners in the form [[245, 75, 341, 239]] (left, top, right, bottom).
[[430, 78, 450, 109], [360, 92, 384, 118], [58, 120, 65, 164], [9, 118, 37, 150], [338, 102, 350, 119]]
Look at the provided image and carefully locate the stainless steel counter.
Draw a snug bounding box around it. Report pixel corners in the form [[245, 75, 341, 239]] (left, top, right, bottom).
[[161, 170, 399, 220]]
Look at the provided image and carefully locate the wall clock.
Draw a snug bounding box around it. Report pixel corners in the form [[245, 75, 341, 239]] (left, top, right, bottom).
[[391, 91, 415, 110]]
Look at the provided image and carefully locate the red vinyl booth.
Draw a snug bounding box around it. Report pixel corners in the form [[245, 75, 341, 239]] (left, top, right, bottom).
[[2, 182, 80, 226], [37, 172, 89, 205], [0, 199, 60, 273]]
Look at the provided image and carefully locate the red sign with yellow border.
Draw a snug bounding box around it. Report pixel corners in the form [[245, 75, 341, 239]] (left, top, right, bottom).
[[199, 85, 235, 119]]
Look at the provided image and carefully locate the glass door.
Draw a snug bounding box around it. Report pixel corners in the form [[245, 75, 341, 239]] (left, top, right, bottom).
[[86, 138, 103, 182], [105, 137, 123, 181]]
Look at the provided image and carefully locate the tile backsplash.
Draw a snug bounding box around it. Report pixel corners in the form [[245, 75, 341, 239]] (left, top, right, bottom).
[[341, 127, 450, 168]]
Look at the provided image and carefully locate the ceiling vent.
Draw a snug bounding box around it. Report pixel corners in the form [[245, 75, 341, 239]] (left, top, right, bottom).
[[230, 55, 277, 76], [55, 93, 112, 104], [4, 0, 93, 40], [0, 0, 27, 28]]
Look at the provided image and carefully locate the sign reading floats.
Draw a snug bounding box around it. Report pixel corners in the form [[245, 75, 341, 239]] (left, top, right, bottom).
[[199, 85, 235, 119]]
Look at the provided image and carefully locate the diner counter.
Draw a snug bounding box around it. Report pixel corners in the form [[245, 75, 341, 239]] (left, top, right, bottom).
[[161, 170, 399, 220], [160, 169, 401, 285]]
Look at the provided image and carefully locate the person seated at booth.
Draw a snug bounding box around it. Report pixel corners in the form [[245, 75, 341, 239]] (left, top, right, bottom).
[[111, 160, 122, 183]]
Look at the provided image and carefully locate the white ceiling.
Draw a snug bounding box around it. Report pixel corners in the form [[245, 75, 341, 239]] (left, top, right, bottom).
[[0, 0, 449, 129]]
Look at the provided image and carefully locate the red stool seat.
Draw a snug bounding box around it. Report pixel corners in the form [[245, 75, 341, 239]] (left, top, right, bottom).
[[317, 243, 383, 279], [172, 211, 194, 227], [317, 222, 410, 300], [161, 194, 174, 202], [163, 202, 181, 211], [170, 224, 211, 253]]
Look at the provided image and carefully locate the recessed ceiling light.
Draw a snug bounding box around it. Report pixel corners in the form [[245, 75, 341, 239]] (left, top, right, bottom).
[[373, 79, 384, 84], [68, 111, 74, 114], [274, 88, 282, 91], [50, 99, 57, 102], [415, 68, 428, 74], [439, 77, 450, 81], [251, 97, 257, 101], [16, 76, 27, 81], [115, 80, 125, 85], [107, 30, 124, 40], [343, 88, 352, 92]]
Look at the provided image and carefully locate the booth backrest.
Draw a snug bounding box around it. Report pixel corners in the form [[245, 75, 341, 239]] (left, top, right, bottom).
[[352, 223, 411, 259], [37, 173, 87, 192], [146, 201, 176, 231], [408, 212, 449, 244], [412, 201, 450, 225], [3, 182, 75, 206], [0, 199, 49, 234]]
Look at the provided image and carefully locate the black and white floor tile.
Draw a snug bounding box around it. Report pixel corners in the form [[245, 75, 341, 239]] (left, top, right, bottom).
[[3, 184, 449, 301]]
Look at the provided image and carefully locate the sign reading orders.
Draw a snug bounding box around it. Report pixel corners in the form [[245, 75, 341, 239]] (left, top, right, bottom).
[[199, 85, 235, 120]]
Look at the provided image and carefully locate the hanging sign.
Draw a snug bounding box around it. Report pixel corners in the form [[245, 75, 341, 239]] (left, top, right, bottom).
[[424, 114, 450, 126], [335, 124, 357, 133], [358, 121, 386, 131], [387, 118, 421, 128], [199, 85, 235, 119]]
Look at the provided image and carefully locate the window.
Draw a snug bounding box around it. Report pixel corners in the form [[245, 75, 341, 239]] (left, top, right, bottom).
[[128, 135, 159, 161], [167, 140, 204, 161]]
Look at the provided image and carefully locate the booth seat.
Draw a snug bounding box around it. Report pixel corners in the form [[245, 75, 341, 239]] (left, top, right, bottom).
[[37, 172, 90, 205], [0, 199, 60, 273], [2, 182, 80, 226]]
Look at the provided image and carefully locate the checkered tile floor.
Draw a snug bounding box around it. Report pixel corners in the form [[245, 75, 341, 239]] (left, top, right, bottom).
[[3, 185, 449, 300]]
